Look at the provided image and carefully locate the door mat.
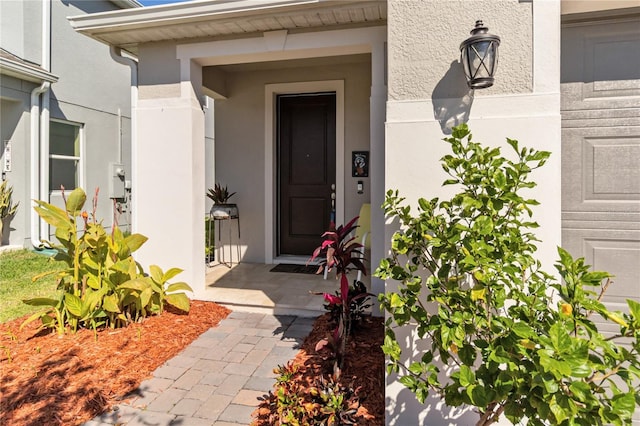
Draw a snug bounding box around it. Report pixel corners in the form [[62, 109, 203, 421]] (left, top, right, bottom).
[[269, 263, 321, 274]]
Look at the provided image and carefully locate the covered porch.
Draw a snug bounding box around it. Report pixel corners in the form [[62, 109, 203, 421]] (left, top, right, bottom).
[[204, 263, 344, 317], [69, 0, 388, 308]]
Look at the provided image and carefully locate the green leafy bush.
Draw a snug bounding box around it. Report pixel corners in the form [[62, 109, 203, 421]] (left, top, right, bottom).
[[377, 125, 640, 425], [22, 188, 192, 334]]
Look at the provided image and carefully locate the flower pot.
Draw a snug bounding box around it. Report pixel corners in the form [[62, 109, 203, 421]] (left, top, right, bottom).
[[210, 203, 238, 219]]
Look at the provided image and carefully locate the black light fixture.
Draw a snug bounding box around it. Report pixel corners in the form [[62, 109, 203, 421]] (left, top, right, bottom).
[[460, 20, 500, 89]]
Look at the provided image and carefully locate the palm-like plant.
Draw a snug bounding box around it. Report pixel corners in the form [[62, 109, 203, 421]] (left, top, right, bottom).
[[206, 183, 236, 204], [0, 180, 19, 239]]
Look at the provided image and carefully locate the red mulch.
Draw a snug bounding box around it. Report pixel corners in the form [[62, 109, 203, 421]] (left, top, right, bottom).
[[1, 303, 385, 426], [0, 300, 230, 426], [252, 313, 385, 425]]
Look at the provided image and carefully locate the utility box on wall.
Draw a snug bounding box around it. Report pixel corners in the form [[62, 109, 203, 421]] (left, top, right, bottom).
[[109, 162, 126, 199]]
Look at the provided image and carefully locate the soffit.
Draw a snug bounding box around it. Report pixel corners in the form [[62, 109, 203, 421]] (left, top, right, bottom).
[[69, 0, 387, 55]]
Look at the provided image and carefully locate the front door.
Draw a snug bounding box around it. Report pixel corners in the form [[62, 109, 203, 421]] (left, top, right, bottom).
[[277, 93, 336, 256]]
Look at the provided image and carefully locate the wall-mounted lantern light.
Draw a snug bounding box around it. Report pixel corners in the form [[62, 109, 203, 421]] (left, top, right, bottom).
[[460, 20, 500, 89]]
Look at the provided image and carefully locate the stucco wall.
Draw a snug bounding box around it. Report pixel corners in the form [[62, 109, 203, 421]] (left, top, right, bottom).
[[0, 0, 133, 247], [213, 57, 371, 263], [384, 1, 561, 424], [388, 0, 532, 100], [46, 0, 133, 234], [138, 41, 182, 100], [0, 0, 42, 65]]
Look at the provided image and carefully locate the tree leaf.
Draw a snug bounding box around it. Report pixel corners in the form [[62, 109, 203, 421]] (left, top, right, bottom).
[[65, 188, 86, 216], [22, 297, 58, 307], [390, 293, 403, 308], [149, 265, 163, 283], [103, 294, 120, 313], [165, 293, 190, 313], [34, 202, 70, 229], [165, 282, 193, 293], [611, 392, 635, 420], [458, 365, 475, 387], [162, 267, 183, 282], [124, 233, 148, 254], [628, 299, 640, 323], [119, 278, 150, 292], [64, 293, 83, 317]]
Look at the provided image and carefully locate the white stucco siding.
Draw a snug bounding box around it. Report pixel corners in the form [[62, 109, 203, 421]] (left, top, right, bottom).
[[138, 41, 182, 100], [214, 57, 372, 263], [134, 95, 206, 294], [384, 0, 561, 424], [388, 0, 533, 100]]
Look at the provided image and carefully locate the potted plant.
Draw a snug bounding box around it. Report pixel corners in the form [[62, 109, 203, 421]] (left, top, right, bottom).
[[206, 183, 237, 219], [0, 180, 19, 245]]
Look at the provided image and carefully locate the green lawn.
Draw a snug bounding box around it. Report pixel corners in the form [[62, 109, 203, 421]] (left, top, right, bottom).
[[0, 249, 64, 323]]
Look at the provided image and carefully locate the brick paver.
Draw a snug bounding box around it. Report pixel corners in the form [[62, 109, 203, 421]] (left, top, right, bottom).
[[83, 312, 314, 425]]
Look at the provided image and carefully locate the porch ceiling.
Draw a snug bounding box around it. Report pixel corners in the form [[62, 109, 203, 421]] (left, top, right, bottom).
[[69, 0, 387, 54]]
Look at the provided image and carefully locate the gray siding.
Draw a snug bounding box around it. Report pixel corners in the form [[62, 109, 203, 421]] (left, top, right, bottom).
[[0, 0, 133, 247]]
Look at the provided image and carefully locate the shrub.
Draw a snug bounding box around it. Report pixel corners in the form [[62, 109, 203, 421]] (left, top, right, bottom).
[[258, 361, 359, 425], [22, 188, 192, 334], [322, 280, 373, 333], [310, 217, 367, 376], [377, 125, 640, 425]]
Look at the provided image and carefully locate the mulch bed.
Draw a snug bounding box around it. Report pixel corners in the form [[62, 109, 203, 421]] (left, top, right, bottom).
[[0, 300, 230, 426], [252, 313, 385, 425], [1, 302, 385, 426]]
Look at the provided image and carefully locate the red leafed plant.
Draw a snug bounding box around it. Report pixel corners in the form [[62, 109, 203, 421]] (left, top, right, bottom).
[[310, 216, 368, 377]]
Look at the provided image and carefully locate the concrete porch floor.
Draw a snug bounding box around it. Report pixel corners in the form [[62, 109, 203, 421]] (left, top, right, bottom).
[[200, 263, 342, 317]]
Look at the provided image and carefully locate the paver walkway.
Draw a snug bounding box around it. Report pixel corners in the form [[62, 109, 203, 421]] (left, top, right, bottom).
[[83, 311, 316, 426]]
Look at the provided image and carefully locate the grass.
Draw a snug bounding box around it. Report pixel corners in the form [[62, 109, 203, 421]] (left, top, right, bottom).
[[0, 249, 64, 323]]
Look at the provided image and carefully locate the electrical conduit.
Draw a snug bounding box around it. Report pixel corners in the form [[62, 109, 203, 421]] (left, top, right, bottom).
[[109, 46, 138, 231]]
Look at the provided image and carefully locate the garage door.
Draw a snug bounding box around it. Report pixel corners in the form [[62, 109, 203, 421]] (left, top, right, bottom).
[[562, 19, 640, 423], [561, 18, 640, 339]]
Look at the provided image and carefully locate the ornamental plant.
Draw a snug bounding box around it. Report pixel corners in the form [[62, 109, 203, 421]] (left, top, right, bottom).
[[377, 125, 640, 425], [256, 361, 359, 425], [310, 216, 367, 376], [206, 183, 236, 204], [22, 187, 192, 334], [0, 180, 19, 238]]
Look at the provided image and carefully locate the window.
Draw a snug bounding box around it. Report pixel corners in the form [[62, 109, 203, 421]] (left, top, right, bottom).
[[49, 120, 82, 191]]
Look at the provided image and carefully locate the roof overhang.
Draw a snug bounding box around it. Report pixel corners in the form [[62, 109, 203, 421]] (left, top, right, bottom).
[[109, 0, 143, 9], [0, 50, 58, 84], [69, 0, 386, 55]]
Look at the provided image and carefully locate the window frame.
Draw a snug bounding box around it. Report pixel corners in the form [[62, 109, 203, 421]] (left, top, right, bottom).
[[49, 119, 85, 194]]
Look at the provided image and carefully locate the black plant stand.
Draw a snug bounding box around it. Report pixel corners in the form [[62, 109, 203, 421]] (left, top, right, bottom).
[[209, 204, 240, 267]]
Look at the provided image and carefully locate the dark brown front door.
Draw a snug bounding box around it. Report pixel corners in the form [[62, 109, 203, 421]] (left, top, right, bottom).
[[277, 93, 336, 256]]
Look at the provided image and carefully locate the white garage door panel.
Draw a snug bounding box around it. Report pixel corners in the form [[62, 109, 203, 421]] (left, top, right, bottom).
[[562, 229, 640, 311], [562, 19, 640, 111], [561, 17, 640, 390], [563, 128, 640, 209]]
